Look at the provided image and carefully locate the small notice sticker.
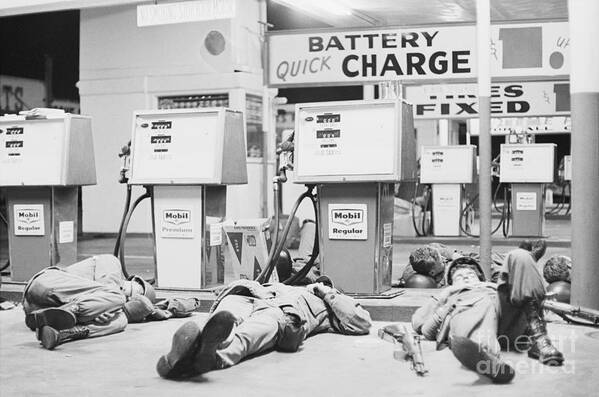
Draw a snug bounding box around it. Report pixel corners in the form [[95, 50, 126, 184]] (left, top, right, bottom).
[[210, 223, 223, 246], [58, 221, 74, 243], [383, 223, 392, 247]]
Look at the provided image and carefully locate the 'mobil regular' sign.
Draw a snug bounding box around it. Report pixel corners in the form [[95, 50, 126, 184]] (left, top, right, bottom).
[[267, 22, 569, 87], [328, 204, 367, 240]]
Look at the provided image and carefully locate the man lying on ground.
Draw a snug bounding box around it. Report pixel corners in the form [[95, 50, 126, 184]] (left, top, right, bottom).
[[156, 276, 371, 379], [23, 254, 198, 350], [412, 248, 564, 383], [400, 240, 548, 288]]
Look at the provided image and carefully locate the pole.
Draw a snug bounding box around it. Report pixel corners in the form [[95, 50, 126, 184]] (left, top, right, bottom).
[[476, 0, 492, 278], [569, 0, 599, 310]]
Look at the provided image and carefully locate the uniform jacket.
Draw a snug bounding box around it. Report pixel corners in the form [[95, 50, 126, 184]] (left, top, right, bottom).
[[211, 280, 371, 336]]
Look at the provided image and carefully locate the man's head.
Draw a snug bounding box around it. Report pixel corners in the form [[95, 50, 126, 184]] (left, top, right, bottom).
[[409, 246, 444, 277], [543, 255, 572, 283], [518, 239, 547, 262], [128, 276, 157, 303], [447, 257, 485, 286]]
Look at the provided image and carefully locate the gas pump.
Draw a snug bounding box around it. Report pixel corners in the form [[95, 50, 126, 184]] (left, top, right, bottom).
[[289, 99, 416, 294], [0, 110, 96, 281], [419, 145, 476, 236], [499, 143, 556, 237], [127, 108, 247, 289]]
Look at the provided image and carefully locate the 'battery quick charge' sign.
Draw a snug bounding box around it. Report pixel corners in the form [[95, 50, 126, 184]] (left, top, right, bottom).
[[14, 204, 44, 236], [267, 21, 569, 86], [161, 209, 193, 238], [328, 204, 367, 240]]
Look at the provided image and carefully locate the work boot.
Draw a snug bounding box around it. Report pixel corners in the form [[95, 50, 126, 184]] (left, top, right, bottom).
[[39, 325, 89, 350], [194, 311, 236, 375], [524, 300, 564, 366], [156, 321, 203, 379], [450, 336, 515, 384], [32, 308, 77, 340]]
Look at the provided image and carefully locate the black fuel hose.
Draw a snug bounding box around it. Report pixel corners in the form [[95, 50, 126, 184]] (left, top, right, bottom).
[[113, 185, 132, 257], [116, 187, 151, 280]]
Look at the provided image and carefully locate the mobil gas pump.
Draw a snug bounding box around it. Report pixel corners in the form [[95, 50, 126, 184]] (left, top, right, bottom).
[[0, 110, 96, 281], [293, 99, 416, 294], [419, 145, 476, 236], [127, 108, 247, 289], [500, 143, 556, 237]]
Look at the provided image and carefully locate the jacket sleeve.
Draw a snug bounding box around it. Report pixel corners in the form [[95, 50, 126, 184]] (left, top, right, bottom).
[[323, 292, 372, 335], [411, 297, 451, 341]]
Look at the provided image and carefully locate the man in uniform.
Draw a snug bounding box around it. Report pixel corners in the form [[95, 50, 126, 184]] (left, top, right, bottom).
[[156, 277, 372, 379], [412, 247, 563, 383], [24, 254, 197, 350], [400, 240, 546, 288]]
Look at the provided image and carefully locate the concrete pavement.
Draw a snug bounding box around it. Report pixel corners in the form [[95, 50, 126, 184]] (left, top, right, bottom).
[[1, 307, 598, 397]]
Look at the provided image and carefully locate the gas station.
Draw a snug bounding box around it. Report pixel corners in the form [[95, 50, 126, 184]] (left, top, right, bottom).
[[1, 0, 599, 395]]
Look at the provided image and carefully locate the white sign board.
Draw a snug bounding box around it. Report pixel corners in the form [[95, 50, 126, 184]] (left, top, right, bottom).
[[137, 0, 235, 27], [328, 204, 367, 240], [406, 81, 570, 119], [267, 22, 569, 86], [13, 204, 44, 236], [160, 208, 194, 239]]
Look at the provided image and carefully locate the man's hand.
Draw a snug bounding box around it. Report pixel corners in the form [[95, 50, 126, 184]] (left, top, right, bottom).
[[307, 282, 333, 299], [93, 311, 118, 325], [436, 285, 464, 305]]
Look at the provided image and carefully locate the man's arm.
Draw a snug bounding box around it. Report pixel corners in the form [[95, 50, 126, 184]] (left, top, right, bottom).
[[311, 284, 372, 335], [412, 287, 458, 340]]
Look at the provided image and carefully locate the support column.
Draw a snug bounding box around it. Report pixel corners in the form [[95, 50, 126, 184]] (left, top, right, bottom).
[[439, 119, 449, 145], [476, 0, 492, 278], [570, 0, 599, 309]]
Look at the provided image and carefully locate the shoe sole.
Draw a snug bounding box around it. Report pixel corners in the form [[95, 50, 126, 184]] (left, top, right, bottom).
[[39, 326, 59, 350], [156, 321, 202, 379], [528, 350, 564, 366], [450, 336, 515, 384], [194, 311, 236, 375], [34, 308, 77, 341]]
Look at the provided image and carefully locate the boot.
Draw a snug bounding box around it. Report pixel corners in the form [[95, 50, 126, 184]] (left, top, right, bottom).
[[524, 300, 564, 366], [450, 336, 515, 384], [32, 307, 77, 341], [40, 325, 89, 350], [193, 311, 236, 375], [156, 321, 203, 379]]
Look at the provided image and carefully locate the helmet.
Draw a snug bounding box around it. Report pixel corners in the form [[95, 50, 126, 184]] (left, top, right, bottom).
[[546, 281, 571, 304], [404, 274, 437, 289], [131, 275, 157, 303], [275, 249, 293, 281], [446, 256, 485, 285]]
